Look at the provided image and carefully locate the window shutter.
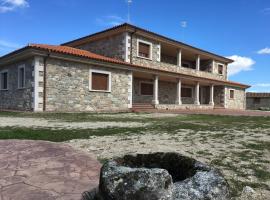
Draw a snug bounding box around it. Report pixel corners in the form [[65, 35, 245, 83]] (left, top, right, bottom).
[[139, 42, 150, 58], [141, 83, 153, 95], [182, 88, 192, 98], [92, 72, 109, 91]]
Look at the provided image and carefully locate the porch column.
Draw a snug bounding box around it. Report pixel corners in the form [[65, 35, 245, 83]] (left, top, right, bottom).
[[196, 55, 200, 71], [177, 49, 182, 67], [176, 78, 182, 105], [194, 82, 200, 105], [209, 84, 214, 106], [152, 75, 159, 105], [211, 60, 215, 73]]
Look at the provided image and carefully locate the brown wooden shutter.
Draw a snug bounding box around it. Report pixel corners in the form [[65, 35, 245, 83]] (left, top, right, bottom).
[[92, 72, 109, 91], [218, 65, 223, 74], [139, 42, 150, 58], [141, 83, 153, 95], [181, 88, 192, 98]]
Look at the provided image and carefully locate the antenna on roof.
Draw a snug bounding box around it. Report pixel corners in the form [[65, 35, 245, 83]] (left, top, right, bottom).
[[180, 21, 187, 41], [127, 0, 132, 23]]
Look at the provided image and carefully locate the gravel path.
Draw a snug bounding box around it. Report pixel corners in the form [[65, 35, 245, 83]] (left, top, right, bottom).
[[0, 117, 147, 129]]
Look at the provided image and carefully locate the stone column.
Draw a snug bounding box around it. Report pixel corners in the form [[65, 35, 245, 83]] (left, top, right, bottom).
[[176, 78, 182, 105], [194, 82, 200, 105], [211, 60, 215, 73], [196, 55, 200, 71], [177, 49, 182, 67], [209, 84, 214, 106], [152, 75, 159, 105]]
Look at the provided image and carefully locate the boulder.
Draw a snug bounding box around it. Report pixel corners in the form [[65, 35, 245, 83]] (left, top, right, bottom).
[[83, 152, 230, 200]]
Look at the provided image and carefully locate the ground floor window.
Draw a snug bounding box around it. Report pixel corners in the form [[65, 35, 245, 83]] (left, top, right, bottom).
[[181, 87, 192, 98], [140, 82, 153, 96], [229, 89, 235, 99], [89, 69, 111, 92], [253, 97, 261, 104], [18, 65, 25, 89], [0, 71, 8, 90]]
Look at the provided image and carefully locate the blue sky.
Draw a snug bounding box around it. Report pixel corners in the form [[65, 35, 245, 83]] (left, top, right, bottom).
[[0, 0, 269, 91]]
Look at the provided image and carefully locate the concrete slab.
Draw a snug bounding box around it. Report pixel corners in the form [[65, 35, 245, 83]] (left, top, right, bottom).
[[0, 140, 101, 200]]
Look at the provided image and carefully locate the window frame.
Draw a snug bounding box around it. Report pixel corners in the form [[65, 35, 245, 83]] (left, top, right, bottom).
[[89, 69, 111, 93], [0, 70, 8, 91], [181, 86, 194, 98], [17, 64, 26, 89], [229, 89, 235, 99], [137, 39, 153, 60], [217, 63, 224, 75], [139, 81, 154, 96]]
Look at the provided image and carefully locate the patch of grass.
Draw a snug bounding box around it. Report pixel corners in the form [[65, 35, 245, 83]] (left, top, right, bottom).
[[228, 178, 269, 198], [242, 141, 270, 151], [0, 126, 147, 142], [196, 150, 213, 156]]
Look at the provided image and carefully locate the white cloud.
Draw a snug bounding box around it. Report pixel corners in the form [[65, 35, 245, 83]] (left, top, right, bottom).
[[255, 83, 270, 87], [227, 55, 255, 76], [261, 7, 270, 15], [257, 47, 270, 55], [0, 0, 29, 13], [96, 15, 125, 27]]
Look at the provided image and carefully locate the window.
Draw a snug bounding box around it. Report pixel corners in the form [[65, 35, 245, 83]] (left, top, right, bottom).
[[218, 64, 224, 75], [0, 71, 8, 90], [181, 87, 192, 98], [229, 89, 234, 99], [253, 98, 261, 104], [137, 40, 152, 59], [18, 65, 25, 89], [90, 70, 111, 92], [140, 82, 153, 96]]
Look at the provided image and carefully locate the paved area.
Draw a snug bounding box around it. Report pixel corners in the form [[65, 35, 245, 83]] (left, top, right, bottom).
[[134, 109, 270, 116], [0, 140, 101, 200]]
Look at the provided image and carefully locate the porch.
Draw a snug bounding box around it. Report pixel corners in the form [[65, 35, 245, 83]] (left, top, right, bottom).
[[131, 72, 225, 110]]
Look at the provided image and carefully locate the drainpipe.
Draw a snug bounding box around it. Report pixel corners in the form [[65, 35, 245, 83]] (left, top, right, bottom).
[[130, 29, 137, 64], [43, 52, 50, 112]]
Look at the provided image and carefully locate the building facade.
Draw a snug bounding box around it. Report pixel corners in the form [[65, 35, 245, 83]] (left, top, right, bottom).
[[246, 93, 270, 110], [0, 23, 249, 112]]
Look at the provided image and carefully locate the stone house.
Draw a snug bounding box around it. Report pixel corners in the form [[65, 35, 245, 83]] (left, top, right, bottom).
[[246, 92, 270, 110], [0, 23, 249, 112]]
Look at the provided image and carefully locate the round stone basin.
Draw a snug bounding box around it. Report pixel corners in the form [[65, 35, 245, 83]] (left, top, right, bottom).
[[83, 152, 231, 200]]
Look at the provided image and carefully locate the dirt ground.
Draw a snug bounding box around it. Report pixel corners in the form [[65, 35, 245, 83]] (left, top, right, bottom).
[[0, 112, 269, 199]]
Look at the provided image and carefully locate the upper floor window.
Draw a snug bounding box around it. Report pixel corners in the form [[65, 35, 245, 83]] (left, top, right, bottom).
[[18, 65, 25, 89], [0, 71, 8, 90], [218, 64, 224, 75], [229, 89, 235, 99], [137, 40, 152, 60], [89, 69, 111, 92]]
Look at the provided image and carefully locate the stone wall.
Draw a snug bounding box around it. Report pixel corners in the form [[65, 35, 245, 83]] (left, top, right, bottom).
[[45, 58, 131, 112], [246, 97, 270, 110], [156, 104, 214, 110], [130, 34, 228, 81], [75, 33, 126, 61], [225, 86, 245, 110], [0, 58, 34, 111]]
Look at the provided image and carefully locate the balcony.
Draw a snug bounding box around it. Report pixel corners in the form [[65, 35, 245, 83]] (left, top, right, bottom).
[[158, 43, 226, 81]]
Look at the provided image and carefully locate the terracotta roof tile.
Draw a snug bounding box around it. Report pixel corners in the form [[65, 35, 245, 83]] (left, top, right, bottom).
[[29, 43, 127, 65]]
